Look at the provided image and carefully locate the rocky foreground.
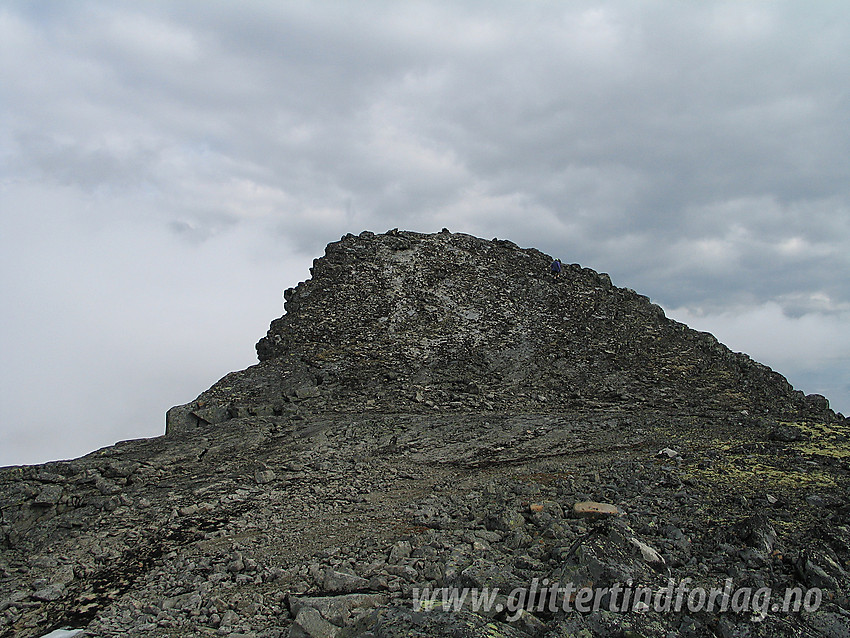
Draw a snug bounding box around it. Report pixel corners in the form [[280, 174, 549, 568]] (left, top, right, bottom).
[[1, 230, 848, 637]]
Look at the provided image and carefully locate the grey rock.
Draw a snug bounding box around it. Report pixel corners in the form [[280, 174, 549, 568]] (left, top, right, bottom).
[[805, 611, 850, 638], [95, 477, 121, 495], [770, 424, 805, 442], [733, 514, 776, 554], [716, 616, 752, 638], [657, 447, 680, 458], [193, 404, 231, 425], [806, 494, 827, 507], [0, 590, 29, 611], [323, 570, 370, 593], [483, 508, 526, 532], [220, 609, 240, 627], [458, 559, 514, 590], [344, 606, 529, 637], [32, 583, 65, 601], [628, 538, 666, 568], [295, 386, 320, 400], [165, 402, 201, 435], [289, 593, 387, 627], [290, 607, 339, 638], [33, 484, 63, 506], [255, 469, 276, 485], [387, 541, 411, 564], [572, 501, 619, 519], [797, 551, 844, 591]]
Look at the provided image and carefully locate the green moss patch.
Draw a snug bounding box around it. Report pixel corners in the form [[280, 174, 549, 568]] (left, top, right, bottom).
[[783, 421, 850, 459]]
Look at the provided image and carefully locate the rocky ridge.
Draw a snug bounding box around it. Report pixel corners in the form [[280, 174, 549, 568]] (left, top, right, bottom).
[[1, 229, 848, 638], [170, 229, 831, 433]]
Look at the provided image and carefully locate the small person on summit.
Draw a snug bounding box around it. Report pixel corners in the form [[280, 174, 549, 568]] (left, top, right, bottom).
[[551, 259, 562, 280]]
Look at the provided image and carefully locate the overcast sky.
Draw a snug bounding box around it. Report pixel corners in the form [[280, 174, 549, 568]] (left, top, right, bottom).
[[2, 1, 849, 466]]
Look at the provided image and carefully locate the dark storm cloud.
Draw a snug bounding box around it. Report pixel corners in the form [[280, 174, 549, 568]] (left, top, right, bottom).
[[2, 1, 849, 464]]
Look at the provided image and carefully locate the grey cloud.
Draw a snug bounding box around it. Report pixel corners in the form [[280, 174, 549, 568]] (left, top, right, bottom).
[[2, 1, 849, 464]]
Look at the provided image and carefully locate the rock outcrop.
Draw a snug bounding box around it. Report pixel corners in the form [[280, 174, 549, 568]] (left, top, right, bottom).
[[168, 229, 833, 434], [1, 229, 848, 638]]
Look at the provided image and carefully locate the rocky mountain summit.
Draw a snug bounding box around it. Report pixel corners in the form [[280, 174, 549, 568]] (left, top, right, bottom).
[[2, 229, 849, 638]]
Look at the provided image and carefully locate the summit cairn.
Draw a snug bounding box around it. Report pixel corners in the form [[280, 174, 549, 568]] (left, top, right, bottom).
[[1, 229, 848, 638]]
